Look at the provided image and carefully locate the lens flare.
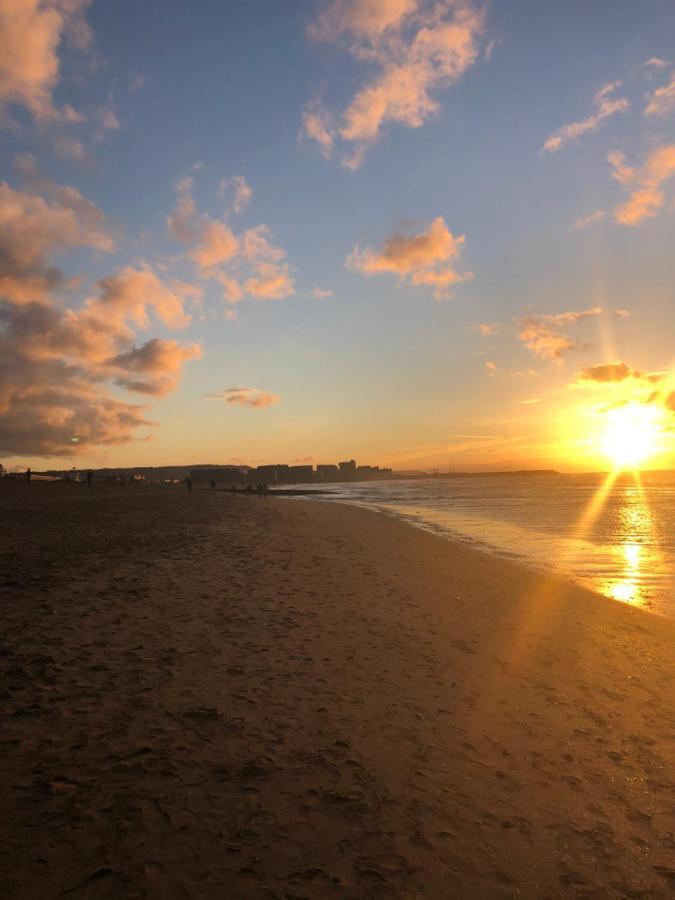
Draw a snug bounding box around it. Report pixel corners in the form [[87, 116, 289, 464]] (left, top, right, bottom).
[[599, 403, 663, 469]]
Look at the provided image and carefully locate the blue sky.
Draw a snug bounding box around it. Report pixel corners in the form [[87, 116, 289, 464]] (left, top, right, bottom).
[[2, 0, 675, 471]]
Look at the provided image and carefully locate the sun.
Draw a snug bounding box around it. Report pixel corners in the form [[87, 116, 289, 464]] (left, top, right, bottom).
[[600, 402, 663, 469]]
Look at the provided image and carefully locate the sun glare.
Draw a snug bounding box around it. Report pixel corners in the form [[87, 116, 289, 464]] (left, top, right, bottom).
[[600, 403, 663, 469]]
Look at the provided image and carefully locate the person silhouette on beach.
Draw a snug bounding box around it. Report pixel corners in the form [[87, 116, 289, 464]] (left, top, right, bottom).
[[210, 478, 216, 492], [26, 468, 31, 484], [185, 476, 192, 493], [86, 470, 93, 488]]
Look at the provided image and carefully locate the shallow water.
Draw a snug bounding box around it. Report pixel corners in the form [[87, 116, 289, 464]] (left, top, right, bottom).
[[293, 472, 675, 619]]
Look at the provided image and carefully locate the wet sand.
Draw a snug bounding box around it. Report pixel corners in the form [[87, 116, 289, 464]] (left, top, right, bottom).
[[1, 481, 674, 898]]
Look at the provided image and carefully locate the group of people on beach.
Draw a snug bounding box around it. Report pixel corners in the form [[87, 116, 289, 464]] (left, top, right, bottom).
[[183, 477, 269, 497]]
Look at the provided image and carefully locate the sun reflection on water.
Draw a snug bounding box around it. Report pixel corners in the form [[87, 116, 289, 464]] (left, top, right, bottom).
[[601, 477, 661, 609]]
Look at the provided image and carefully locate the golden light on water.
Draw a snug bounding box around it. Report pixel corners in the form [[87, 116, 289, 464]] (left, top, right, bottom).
[[601, 475, 661, 609]]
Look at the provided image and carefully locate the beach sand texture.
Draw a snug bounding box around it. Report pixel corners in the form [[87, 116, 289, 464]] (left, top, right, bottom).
[[1, 483, 674, 899]]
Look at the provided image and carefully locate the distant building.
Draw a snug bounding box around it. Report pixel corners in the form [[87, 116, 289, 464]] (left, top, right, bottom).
[[0, 464, 4, 479], [289, 464, 314, 480], [316, 464, 339, 480], [338, 459, 357, 473], [254, 464, 290, 482], [191, 466, 243, 484]]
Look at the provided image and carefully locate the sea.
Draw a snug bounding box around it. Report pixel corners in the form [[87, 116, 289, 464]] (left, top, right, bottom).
[[292, 471, 675, 620]]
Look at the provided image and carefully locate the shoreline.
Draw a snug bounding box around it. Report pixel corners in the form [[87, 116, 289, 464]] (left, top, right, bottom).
[[2, 483, 674, 897], [293, 489, 675, 621]]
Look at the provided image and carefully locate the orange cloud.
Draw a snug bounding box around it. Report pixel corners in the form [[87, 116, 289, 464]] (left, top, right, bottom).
[[308, 0, 416, 43], [243, 262, 294, 300], [0, 157, 113, 304], [0, 0, 92, 125], [218, 175, 253, 214], [110, 339, 203, 395], [303, 0, 484, 169], [644, 72, 675, 117], [612, 144, 675, 225], [485, 360, 536, 379], [517, 307, 602, 363], [204, 387, 280, 408], [167, 176, 295, 303], [542, 82, 629, 154], [577, 361, 663, 384], [95, 266, 196, 330], [346, 216, 472, 299], [0, 168, 201, 455], [0, 295, 201, 455], [572, 210, 606, 230]]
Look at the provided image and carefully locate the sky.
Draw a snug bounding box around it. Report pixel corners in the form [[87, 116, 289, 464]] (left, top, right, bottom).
[[1, 0, 675, 473]]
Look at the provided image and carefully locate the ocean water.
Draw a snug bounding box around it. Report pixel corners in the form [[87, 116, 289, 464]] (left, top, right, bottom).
[[293, 472, 675, 620]]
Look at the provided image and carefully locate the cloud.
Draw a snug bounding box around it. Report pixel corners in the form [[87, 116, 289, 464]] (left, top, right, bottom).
[[572, 209, 606, 230], [0, 0, 92, 125], [309, 286, 334, 299], [0, 292, 201, 455], [300, 102, 334, 157], [642, 57, 669, 69], [243, 262, 294, 300], [204, 387, 280, 408], [109, 338, 203, 395], [517, 307, 602, 364], [611, 144, 675, 225], [542, 82, 629, 154], [167, 176, 295, 303], [474, 322, 496, 336], [0, 167, 202, 456], [302, 0, 484, 168], [346, 216, 472, 299], [485, 360, 537, 379], [0, 156, 113, 304], [607, 150, 635, 185], [578, 361, 638, 383], [218, 175, 253, 214], [95, 266, 198, 330], [645, 72, 675, 117], [576, 361, 663, 385]]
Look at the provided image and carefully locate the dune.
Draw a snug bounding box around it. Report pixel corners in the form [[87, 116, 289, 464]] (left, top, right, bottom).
[[1, 482, 673, 898]]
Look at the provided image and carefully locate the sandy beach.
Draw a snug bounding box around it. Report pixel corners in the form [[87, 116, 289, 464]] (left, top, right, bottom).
[[1, 482, 674, 899]]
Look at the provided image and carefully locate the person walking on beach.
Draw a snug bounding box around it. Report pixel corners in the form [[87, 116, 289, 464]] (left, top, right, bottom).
[[86, 470, 93, 488], [210, 478, 216, 493], [26, 468, 31, 484], [185, 476, 192, 493]]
